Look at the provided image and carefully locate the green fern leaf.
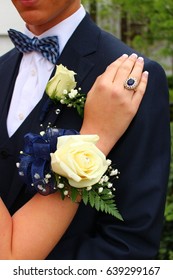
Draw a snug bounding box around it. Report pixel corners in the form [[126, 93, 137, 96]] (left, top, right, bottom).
[[94, 195, 101, 211], [92, 191, 123, 220], [71, 187, 79, 202], [82, 189, 89, 205], [89, 191, 95, 207]]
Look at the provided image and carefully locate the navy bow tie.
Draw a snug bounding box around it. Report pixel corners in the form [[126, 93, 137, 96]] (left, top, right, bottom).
[[8, 28, 59, 64]]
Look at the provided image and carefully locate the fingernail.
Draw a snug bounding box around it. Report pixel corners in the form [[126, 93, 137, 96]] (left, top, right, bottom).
[[138, 56, 144, 62], [130, 53, 138, 58], [143, 71, 149, 76], [122, 54, 128, 58]]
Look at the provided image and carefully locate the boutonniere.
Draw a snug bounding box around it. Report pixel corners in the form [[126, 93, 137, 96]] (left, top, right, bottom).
[[46, 64, 86, 117]]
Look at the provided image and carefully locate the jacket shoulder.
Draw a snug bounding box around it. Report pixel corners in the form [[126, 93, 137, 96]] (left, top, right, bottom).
[[0, 48, 18, 64]]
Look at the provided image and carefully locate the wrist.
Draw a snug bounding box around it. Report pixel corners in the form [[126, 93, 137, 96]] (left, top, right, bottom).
[[80, 128, 117, 155]]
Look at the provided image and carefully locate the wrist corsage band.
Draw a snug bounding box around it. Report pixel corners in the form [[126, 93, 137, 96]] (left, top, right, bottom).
[[17, 127, 122, 220]]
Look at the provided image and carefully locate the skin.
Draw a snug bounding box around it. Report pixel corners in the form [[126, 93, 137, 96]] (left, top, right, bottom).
[[11, 0, 81, 35], [0, 54, 148, 259]]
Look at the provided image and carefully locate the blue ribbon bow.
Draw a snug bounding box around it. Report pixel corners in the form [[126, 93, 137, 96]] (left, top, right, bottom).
[[18, 128, 79, 195]]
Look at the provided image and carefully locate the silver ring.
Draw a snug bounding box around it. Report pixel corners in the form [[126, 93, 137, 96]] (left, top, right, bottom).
[[124, 77, 138, 90]]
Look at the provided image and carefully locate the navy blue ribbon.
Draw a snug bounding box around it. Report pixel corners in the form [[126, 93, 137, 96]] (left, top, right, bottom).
[[18, 128, 79, 195]]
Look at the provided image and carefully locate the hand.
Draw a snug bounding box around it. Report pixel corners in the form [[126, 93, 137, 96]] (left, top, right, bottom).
[[80, 53, 148, 155]]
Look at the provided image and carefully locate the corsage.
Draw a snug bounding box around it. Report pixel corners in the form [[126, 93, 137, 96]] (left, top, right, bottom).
[[17, 128, 122, 220]]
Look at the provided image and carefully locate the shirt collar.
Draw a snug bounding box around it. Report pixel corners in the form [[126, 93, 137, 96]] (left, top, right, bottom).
[[25, 5, 86, 55]]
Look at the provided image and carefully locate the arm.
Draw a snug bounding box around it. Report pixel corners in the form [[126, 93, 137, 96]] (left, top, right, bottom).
[[0, 194, 79, 260], [0, 54, 148, 260]]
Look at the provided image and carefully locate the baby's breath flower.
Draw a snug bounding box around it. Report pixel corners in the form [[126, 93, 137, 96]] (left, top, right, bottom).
[[69, 89, 78, 98], [102, 175, 109, 182], [108, 182, 113, 188], [64, 190, 69, 196], [58, 183, 64, 189], [98, 187, 104, 193], [110, 169, 119, 176]]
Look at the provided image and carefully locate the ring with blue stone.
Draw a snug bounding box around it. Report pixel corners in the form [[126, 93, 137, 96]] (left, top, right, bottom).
[[124, 77, 138, 90]]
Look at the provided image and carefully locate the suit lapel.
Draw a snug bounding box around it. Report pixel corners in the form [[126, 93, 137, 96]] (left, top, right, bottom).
[[56, 13, 100, 86], [38, 13, 101, 127]]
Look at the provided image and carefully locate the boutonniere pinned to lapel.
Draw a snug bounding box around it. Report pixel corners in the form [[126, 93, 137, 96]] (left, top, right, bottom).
[[46, 64, 86, 117]]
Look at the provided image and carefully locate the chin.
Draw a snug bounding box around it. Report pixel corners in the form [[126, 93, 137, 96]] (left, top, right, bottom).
[[19, 10, 44, 25]]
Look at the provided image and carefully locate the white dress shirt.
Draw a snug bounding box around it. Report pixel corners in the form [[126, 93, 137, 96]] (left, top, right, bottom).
[[7, 6, 86, 137]]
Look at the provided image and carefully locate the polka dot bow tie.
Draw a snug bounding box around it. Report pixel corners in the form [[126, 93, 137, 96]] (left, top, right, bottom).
[[8, 28, 59, 64]]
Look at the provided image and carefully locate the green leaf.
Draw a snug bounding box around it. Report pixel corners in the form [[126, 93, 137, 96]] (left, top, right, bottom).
[[89, 191, 95, 207], [71, 187, 79, 202], [82, 188, 123, 220], [82, 189, 89, 205], [76, 105, 84, 118], [94, 195, 101, 211]]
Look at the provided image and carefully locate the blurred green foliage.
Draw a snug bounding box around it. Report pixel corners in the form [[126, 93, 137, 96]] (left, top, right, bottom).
[[158, 78, 173, 260], [83, 0, 173, 73], [157, 122, 173, 259]]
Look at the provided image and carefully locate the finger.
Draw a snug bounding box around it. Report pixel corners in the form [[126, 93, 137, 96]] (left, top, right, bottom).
[[132, 71, 149, 110], [127, 56, 144, 87], [102, 54, 129, 81], [113, 53, 138, 84]]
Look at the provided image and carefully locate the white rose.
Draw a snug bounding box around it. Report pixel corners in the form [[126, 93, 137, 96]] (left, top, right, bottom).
[[46, 64, 76, 99], [51, 135, 109, 188]]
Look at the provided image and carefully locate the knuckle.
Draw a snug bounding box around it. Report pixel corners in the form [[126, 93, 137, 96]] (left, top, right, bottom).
[[96, 77, 109, 91]]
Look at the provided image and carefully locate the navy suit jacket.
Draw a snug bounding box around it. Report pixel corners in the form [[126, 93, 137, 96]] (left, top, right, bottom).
[[0, 14, 170, 259]]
